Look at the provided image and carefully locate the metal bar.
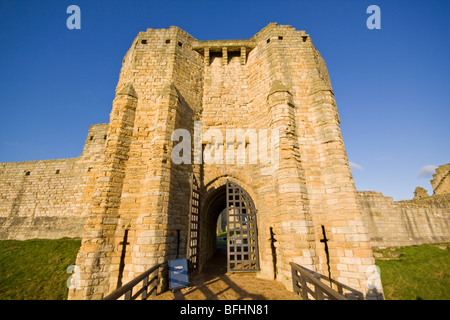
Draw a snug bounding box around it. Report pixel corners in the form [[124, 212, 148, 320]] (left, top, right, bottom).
[[187, 173, 200, 274], [186, 173, 194, 260]]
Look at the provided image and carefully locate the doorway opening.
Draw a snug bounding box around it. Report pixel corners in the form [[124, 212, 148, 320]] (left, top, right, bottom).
[[202, 180, 260, 274], [216, 208, 227, 247]]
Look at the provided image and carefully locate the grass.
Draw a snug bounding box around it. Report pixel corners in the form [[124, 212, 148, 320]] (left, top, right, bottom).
[[375, 243, 450, 300], [216, 231, 230, 246], [0, 238, 81, 300]]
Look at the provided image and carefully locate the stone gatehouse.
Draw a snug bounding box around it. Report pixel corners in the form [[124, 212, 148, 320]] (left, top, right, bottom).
[[1, 23, 449, 300], [67, 23, 381, 299]]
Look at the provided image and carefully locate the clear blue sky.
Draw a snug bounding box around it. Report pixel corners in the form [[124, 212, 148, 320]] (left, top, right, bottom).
[[0, 0, 449, 200]]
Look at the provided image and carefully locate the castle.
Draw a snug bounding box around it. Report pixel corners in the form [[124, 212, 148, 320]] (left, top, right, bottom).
[[0, 24, 448, 300]]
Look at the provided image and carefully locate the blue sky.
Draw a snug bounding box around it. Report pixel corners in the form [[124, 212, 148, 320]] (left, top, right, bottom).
[[0, 0, 448, 200]]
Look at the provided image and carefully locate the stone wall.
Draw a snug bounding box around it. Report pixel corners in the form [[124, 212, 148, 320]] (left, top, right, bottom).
[[0, 123, 107, 240], [358, 191, 450, 248], [431, 163, 450, 195]]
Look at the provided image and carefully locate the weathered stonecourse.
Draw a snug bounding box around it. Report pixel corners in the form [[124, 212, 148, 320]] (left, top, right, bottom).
[[358, 163, 450, 249], [0, 124, 107, 240]]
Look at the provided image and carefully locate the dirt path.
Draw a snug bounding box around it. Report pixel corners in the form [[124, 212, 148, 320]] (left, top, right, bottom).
[[154, 247, 300, 300]]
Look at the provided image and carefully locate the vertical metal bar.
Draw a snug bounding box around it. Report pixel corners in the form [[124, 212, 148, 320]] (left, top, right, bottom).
[[192, 175, 199, 272], [187, 173, 200, 274], [187, 173, 194, 269]]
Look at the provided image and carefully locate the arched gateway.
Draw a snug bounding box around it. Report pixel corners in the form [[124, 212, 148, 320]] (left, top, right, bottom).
[[196, 179, 260, 274], [193, 177, 260, 275], [225, 180, 260, 273], [68, 24, 383, 300]]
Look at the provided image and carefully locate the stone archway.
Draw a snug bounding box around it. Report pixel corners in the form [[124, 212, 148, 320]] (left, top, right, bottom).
[[198, 178, 260, 274]]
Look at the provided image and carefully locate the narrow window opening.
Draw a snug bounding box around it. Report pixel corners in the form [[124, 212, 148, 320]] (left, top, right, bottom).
[[25, 171, 30, 176], [141, 39, 147, 44], [266, 38, 270, 43], [278, 36, 283, 40], [89, 136, 93, 141], [302, 36, 308, 42], [178, 41, 183, 47], [104, 135, 107, 140], [165, 39, 170, 44], [117, 229, 130, 289], [55, 169, 60, 174], [269, 227, 277, 279], [320, 225, 332, 286]]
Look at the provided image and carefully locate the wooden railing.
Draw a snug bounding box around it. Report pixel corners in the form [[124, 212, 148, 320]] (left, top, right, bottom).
[[290, 262, 348, 300], [103, 264, 161, 300]]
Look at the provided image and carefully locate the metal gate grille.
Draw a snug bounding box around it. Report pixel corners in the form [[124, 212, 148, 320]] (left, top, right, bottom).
[[226, 180, 260, 272], [187, 173, 200, 274]]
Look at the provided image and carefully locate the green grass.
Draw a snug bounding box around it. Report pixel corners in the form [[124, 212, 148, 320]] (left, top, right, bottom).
[[216, 231, 227, 246], [375, 243, 450, 300], [0, 238, 81, 300]]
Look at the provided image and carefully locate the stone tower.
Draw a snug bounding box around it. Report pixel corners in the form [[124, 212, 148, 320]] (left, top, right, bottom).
[[68, 23, 381, 299]]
